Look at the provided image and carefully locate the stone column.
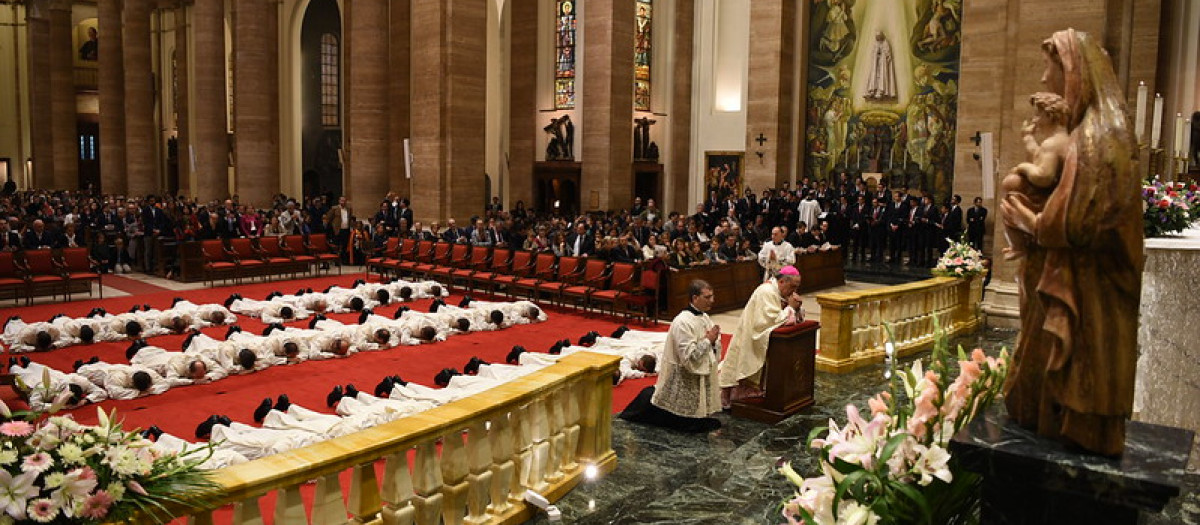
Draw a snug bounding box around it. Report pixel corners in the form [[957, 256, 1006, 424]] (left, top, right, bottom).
[[581, 0, 636, 211], [122, 0, 158, 196], [48, 0, 77, 190], [388, 0, 411, 199], [173, 3, 190, 196], [190, 0, 228, 202], [233, 0, 278, 207], [25, 1, 54, 188], [344, 0, 390, 208], [743, 0, 796, 190], [409, 0, 487, 222], [507, 0, 537, 208], [99, 0, 127, 194], [667, 0, 695, 214]]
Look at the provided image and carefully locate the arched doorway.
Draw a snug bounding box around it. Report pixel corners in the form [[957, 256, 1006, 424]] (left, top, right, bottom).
[[300, 0, 342, 198]]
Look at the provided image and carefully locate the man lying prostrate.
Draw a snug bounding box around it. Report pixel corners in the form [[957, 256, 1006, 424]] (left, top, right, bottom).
[[333, 384, 436, 427], [148, 431, 248, 471], [225, 330, 296, 367], [261, 402, 366, 440], [256, 326, 310, 365], [226, 294, 312, 324], [50, 314, 120, 345], [266, 290, 329, 316], [305, 316, 392, 352], [5, 319, 66, 352], [459, 297, 548, 326], [318, 284, 377, 314], [361, 310, 446, 345], [282, 326, 363, 361], [128, 345, 225, 384], [106, 312, 167, 340], [145, 310, 194, 335], [429, 300, 500, 332], [187, 332, 275, 375], [169, 298, 237, 327], [201, 418, 320, 462], [515, 331, 663, 384], [383, 279, 447, 301], [354, 282, 395, 306], [76, 362, 183, 400], [9, 360, 107, 411]]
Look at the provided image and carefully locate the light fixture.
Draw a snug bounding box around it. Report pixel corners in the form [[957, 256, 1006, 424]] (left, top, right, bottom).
[[584, 463, 599, 481]]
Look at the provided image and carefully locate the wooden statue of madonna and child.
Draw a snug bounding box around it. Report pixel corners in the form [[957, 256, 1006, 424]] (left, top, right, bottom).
[[1000, 28, 1141, 457]]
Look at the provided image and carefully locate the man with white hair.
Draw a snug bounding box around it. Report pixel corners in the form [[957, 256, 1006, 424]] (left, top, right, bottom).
[[129, 345, 224, 384], [719, 266, 804, 408], [10, 360, 107, 411]]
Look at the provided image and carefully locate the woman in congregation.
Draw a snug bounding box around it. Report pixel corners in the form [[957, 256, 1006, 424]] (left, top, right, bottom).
[[667, 238, 692, 270]]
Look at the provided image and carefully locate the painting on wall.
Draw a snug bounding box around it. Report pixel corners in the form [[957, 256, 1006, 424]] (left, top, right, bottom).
[[704, 151, 743, 202], [803, 0, 961, 202], [75, 19, 99, 64]]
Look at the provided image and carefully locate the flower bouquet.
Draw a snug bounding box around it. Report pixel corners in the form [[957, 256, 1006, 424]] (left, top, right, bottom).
[[0, 373, 219, 524], [779, 336, 1009, 525], [1142, 180, 1198, 237], [932, 237, 985, 278]]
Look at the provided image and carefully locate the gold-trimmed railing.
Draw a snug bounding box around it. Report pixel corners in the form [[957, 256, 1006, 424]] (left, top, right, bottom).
[[815, 275, 983, 373], [178, 351, 621, 525]]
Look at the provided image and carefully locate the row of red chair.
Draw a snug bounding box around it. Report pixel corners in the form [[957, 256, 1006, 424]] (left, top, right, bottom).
[[200, 234, 341, 286], [367, 239, 662, 323], [0, 248, 102, 305]]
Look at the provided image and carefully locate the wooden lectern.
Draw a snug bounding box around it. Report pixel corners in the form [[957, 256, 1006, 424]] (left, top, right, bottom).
[[731, 320, 819, 424]]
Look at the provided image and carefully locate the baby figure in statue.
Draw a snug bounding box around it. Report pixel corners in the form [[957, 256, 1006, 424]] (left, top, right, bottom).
[[1002, 92, 1070, 260]]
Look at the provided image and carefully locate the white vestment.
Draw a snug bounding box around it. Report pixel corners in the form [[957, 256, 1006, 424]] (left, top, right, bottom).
[[757, 241, 796, 280], [718, 280, 794, 388], [651, 308, 721, 418], [11, 363, 107, 411], [152, 432, 248, 470]]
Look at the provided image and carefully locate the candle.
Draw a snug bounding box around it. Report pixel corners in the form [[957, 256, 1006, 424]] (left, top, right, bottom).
[[1152, 94, 1164, 148], [1135, 81, 1148, 143], [1175, 113, 1185, 157], [1184, 119, 1193, 166]]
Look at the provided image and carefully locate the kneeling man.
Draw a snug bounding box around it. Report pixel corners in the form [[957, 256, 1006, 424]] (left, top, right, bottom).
[[718, 266, 803, 408]]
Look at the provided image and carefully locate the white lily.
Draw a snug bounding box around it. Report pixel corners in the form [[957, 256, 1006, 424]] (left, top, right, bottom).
[[0, 470, 37, 519]]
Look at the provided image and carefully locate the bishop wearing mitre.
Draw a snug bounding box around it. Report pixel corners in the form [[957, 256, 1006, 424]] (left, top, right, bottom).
[[718, 266, 804, 408]]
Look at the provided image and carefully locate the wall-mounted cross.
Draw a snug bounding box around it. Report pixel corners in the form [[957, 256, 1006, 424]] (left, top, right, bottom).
[[755, 133, 769, 147]]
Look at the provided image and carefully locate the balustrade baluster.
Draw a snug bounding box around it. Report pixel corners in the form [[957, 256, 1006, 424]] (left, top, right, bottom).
[[488, 411, 517, 513], [274, 485, 307, 525], [187, 510, 216, 525], [440, 430, 471, 525], [528, 397, 552, 492], [546, 390, 566, 483], [412, 440, 445, 525], [311, 473, 349, 525], [380, 450, 417, 525], [510, 403, 534, 502], [231, 496, 264, 525], [561, 380, 582, 472], [348, 462, 383, 524], [463, 420, 496, 524]]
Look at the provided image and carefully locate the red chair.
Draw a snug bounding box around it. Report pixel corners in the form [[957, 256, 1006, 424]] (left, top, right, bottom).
[[381, 238, 417, 277], [228, 238, 268, 281], [619, 266, 662, 325], [0, 252, 27, 305], [257, 236, 303, 279], [429, 243, 472, 286], [21, 250, 67, 305], [535, 256, 582, 306], [394, 240, 434, 277], [471, 247, 511, 294], [561, 258, 609, 311], [200, 240, 238, 285], [306, 234, 342, 274], [449, 246, 490, 292], [589, 262, 638, 316], [510, 253, 557, 300], [282, 235, 317, 273], [367, 237, 400, 279], [491, 250, 533, 297], [57, 247, 102, 300]]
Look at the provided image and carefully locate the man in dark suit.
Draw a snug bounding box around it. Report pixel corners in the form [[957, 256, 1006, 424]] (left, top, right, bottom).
[[944, 195, 964, 243], [23, 220, 55, 250], [631, 217, 652, 247], [967, 197, 987, 251], [567, 223, 594, 257], [868, 198, 887, 262], [0, 219, 21, 251], [442, 218, 466, 243], [885, 192, 908, 264]]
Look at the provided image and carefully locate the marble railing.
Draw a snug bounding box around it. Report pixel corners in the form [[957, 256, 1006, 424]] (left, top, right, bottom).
[[176, 351, 621, 525], [815, 275, 983, 373]]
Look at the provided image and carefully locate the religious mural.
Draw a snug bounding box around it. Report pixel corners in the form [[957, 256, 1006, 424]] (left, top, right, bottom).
[[555, 0, 577, 110], [704, 152, 743, 202], [634, 0, 652, 111], [804, 0, 961, 200]]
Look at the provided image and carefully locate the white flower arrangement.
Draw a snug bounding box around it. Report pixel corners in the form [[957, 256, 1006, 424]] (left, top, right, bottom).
[[933, 237, 986, 278], [0, 371, 218, 524]]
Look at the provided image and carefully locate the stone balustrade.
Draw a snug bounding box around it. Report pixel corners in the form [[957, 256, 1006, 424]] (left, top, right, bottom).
[[175, 351, 621, 525], [815, 275, 983, 373]]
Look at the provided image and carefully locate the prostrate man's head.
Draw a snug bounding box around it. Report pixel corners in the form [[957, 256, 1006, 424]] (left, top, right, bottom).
[[78, 325, 95, 344], [66, 383, 84, 406], [237, 349, 257, 371], [429, 285, 442, 297], [310, 298, 328, 313], [279, 306, 295, 320], [525, 306, 542, 321], [376, 289, 390, 305], [489, 310, 505, 326], [634, 354, 657, 374], [168, 316, 188, 334], [209, 311, 227, 325], [131, 371, 153, 392], [124, 320, 143, 338], [372, 328, 391, 345], [187, 360, 208, 381], [282, 342, 300, 360], [328, 338, 351, 356], [688, 280, 715, 313], [399, 286, 413, 301], [455, 318, 471, 332], [349, 297, 365, 312], [35, 330, 53, 351]]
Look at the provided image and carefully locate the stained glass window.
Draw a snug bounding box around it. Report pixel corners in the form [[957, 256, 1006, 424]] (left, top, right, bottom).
[[634, 0, 652, 111], [321, 33, 340, 127], [554, 0, 577, 109]]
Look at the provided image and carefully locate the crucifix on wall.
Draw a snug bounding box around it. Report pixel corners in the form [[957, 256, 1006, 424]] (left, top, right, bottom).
[[755, 133, 768, 164]]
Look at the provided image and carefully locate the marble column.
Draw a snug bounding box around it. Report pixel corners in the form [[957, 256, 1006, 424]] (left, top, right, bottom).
[[25, 1, 54, 189], [409, 0, 487, 223], [581, 0, 635, 211], [99, 0, 127, 194], [48, 0, 77, 190], [506, 0, 537, 208], [173, 3, 190, 197], [388, 0, 411, 200], [190, 0, 228, 202], [667, 0, 695, 214], [743, 0, 795, 190], [233, 0, 278, 207], [344, 0, 390, 208], [122, 0, 158, 196]]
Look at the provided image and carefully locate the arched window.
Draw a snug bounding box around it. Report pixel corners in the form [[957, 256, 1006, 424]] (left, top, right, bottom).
[[320, 33, 340, 127], [554, 0, 577, 109], [634, 0, 652, 111]]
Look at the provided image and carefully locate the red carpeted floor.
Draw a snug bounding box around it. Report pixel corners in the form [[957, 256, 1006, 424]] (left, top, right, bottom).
[[102, 273, 176, 295], [0, 274, 666, 440]]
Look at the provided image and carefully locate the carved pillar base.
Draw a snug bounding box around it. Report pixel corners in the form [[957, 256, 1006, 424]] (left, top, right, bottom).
[[439, 481, 470, 525], [463, 470, 493, 525], [380, 503, 416, 525], [561, 424, 581, 471], [412, 493, 443, 525], [982, 280, 1021, 329], [487, 460, 515, 514], [509, 449, 531, 502], [527, 441, 551, 492]]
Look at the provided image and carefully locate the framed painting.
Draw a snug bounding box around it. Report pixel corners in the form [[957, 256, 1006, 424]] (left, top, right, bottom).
[[704, 151, 743, 202]]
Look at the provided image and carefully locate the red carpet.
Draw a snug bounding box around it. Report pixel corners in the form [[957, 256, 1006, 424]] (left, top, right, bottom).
[[0, 274, 667, 439], [101, 273, 176, 295]]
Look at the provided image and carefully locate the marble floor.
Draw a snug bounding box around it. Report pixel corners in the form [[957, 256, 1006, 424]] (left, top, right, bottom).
[[529, 327, 1200, 525]]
